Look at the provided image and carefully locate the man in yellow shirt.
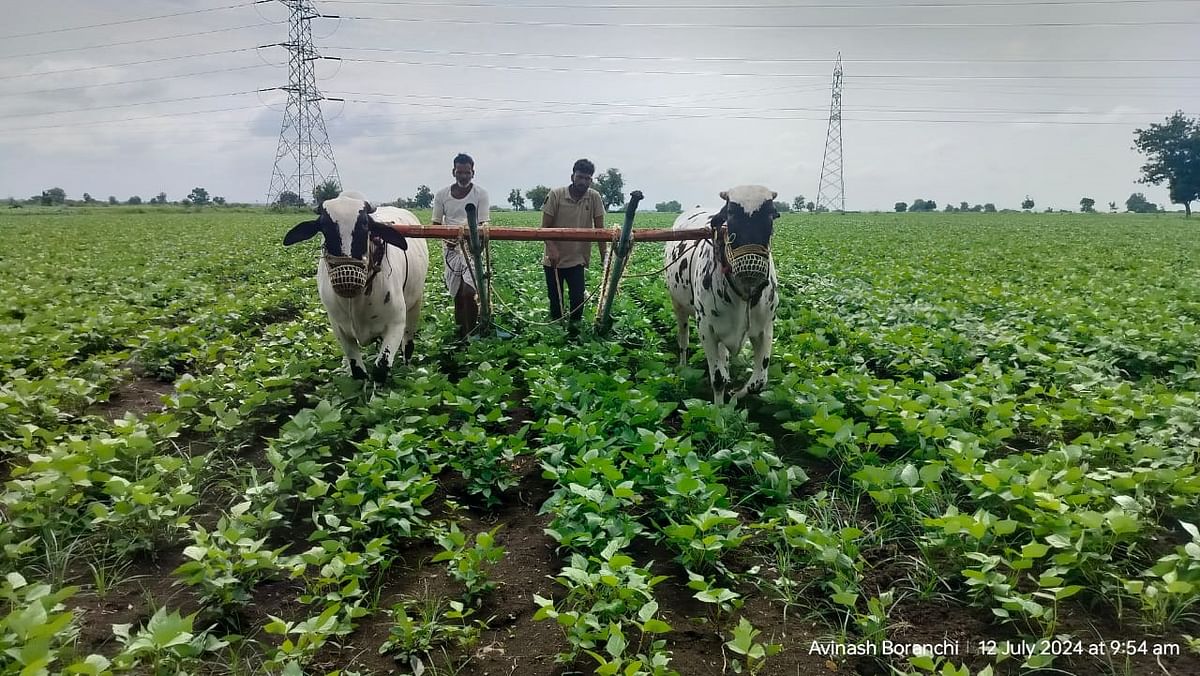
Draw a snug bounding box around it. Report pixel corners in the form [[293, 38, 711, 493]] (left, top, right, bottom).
[[540, 159, 607, 329]]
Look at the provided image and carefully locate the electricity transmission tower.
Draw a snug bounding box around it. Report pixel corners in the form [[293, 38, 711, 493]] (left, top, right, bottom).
[[815, 53, 844, 213], [267, 0, 339, 206]]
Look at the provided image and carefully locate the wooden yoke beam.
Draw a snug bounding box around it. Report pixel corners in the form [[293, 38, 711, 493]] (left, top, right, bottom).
[[374, 223, 712, 243]]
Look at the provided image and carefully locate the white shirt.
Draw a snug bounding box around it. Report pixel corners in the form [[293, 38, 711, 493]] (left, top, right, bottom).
[[432, 184, 490, 227], [433, 184, 489, 295]]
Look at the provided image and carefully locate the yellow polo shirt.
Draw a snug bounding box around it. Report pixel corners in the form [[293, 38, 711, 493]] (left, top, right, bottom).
[[541, 186, 605, 268]]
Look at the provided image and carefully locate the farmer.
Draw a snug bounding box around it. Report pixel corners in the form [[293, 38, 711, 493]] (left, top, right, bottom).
[[432, 153, 490, 340], [540, 158, 607, 330]]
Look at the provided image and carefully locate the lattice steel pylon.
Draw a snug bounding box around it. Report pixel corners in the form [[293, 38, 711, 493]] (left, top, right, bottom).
[[815, 53, 845, 213], [266, 0, 339, 206]]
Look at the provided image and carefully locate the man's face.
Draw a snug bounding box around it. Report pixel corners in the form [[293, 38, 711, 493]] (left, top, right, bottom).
[[570, 171, 593, 192], [453, 163, 474, 186]]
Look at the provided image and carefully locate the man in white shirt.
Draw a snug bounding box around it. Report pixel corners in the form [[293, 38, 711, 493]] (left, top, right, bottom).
[[432, 153, 490, 340]]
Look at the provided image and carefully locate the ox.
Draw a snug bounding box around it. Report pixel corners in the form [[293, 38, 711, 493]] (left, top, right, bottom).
[[665, 186, 780, 405], [283, 192, 429, 382]]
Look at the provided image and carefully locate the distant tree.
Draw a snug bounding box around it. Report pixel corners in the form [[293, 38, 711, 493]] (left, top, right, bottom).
[[312, 178, 341, 207], [1133, 111, 1199, 217], [983, 203, 997, 213], [944, 203, 956, 213], [276, 191, 302, 208], [151, 192, 168, 205], [526, 185, 551, 211], [595, 168, 625, 211], [508, 188, 526, 211], [128, 195, 142, 205], [1125, 192, 1159, 213], [1108, 201, 1118, 213], [1044, 207, 1054, 213], [188, 187, 210, 206], [805, 201, 815, 213], [911, 198, 926, 212], [792, 195, 807, 212], [213, 196, 226, 206], [774, 200, 791, 213], [959, 201, 970, 212], [1021, 196, 1035, 211], [1080, 197, 1096, 213], [82, 192, 96, 204], [655, 200, 682, 213], [894, 201, 908, 212], [107, 196, 117, 205], [40, 187, 66, 206], [971, 204, 983, 212], [411, 184, 434, 209]]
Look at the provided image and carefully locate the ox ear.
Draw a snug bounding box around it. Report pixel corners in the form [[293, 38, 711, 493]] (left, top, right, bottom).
[[719, 190, 729, 201], [368, 218, 408, 250], [770, 191, 778, 200], [363, 201, 376, 214], [283, 219, 321, 246]]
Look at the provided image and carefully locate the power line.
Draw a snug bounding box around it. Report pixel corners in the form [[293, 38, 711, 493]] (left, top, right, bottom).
[[327, 90, 1178, 117], [317, 13, 1200, 29], [0, 23, 283, 60], [2, 64, 273, 97], [0, 48, 263, 82], [0, 90, 269, 121], [331, 95, 1173, 125], [0, 2, 266, 39], [0, 104, 266, 134], [320, 0, 1195, 8], [328, 55, 1200, 81], [324, 45, 1200, 66]]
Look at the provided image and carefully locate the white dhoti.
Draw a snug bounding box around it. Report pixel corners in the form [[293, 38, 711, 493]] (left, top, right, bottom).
[[443, 240, 477, 297]]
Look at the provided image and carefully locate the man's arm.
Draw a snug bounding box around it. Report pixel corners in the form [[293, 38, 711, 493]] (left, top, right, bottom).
[[541, 189, 557, 228], [431, 190, 445, 229], [594, 194, 607, 263], [478, 189, 491, 226]]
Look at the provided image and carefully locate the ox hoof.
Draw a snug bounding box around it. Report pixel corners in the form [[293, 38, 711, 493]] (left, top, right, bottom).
[[403, 340, 414, 364], [372, 361, 391, 383], [349, 362, 368, 380]]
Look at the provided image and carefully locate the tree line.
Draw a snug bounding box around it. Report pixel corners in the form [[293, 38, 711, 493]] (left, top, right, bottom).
[[9, 187, 227, 208], [12, 112, 1195, 215]]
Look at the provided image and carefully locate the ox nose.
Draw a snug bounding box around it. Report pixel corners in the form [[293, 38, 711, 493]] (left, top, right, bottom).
[[328, 261, 368, 297]]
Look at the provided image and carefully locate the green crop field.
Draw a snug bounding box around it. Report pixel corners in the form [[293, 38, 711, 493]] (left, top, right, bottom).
[[1, 207, 1198, 675]]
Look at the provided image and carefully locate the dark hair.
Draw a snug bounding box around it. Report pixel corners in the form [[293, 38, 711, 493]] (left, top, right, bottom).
[[453, 153, 474, 167], [572, 158, 595, 176]]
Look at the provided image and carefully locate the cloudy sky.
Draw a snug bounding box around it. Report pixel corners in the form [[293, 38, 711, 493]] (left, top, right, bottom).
[[2, 0, 1198, 211]]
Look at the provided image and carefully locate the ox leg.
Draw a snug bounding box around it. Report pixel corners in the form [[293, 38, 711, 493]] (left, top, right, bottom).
[[734, 322, 773, 401], [333, 326, 367, 379], [373, 320, 407, 383], [671, 300, 690, 367], [700, 322, 729, 405], [403, 298, 422, 364]]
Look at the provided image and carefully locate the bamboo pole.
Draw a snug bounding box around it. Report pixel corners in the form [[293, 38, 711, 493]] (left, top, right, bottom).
[[464, 203, 492, 334], [595, 190, 644, 335]]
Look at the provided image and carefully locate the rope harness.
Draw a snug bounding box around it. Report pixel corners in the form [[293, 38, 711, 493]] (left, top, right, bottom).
[[325, 234, 387, 298], [715, 227, 772, 301]]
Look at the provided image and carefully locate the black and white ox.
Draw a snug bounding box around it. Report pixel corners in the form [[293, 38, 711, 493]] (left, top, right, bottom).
[[665, 186, 780, 405], [283, 192, 429, 381]]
